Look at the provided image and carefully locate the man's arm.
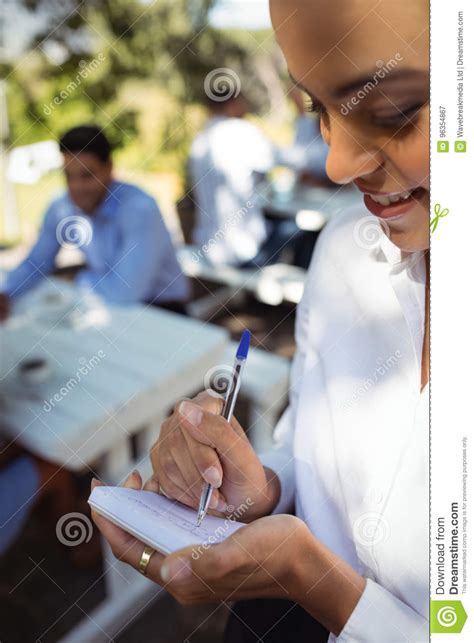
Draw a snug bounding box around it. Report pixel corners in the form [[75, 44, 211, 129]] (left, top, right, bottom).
[[2, 204, 61, 300]]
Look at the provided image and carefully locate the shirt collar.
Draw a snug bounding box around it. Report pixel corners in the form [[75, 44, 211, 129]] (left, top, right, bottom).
[[65, 180, 120, 219], [371, 224, 424, 275]]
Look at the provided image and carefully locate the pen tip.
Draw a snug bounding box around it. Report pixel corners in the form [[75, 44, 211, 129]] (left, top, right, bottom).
[[236, 329, 251, 360]]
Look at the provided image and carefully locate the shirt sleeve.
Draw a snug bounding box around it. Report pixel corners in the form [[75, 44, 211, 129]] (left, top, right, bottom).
[[259, 239, 315, 513], [75, 196, 169, 305], [335, 578, 428, 642], [3, 204, 60, 298]]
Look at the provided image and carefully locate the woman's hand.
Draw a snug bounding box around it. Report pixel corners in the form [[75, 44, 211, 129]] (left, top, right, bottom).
[[157, 513, 365, 636], [146, 392, 280, 521], [91, 472, 308, 602], [91, 473, 365, 637]]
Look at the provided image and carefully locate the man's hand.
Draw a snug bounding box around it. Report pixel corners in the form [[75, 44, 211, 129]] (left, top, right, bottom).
[[147, 392, 281, 522], [0, 293, 9, 321]]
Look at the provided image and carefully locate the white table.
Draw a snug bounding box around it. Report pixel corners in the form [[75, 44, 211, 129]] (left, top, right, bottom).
[[259, 184, 362, 231], [0, 277, 229, 641]]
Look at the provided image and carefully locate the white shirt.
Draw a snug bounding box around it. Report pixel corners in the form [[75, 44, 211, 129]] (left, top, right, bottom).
[[261, 206, 429, 642], [189, 116, 273, 265]]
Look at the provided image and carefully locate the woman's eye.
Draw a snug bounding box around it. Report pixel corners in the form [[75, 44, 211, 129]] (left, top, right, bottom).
[[371, 103, 425, 128]]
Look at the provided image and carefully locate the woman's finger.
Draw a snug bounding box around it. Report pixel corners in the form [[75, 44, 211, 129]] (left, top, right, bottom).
[[178, 402, 250, 474], [169, 431, 212, 500], [156, 452, 199, 499], [171, 437, 218, 500], [142, 472, 226, 514], [150, 426, 197, 495], [143, 474, 160, 493], [173, 392, 243, 434], [180, 426, 224, 489], [122, 469, 143, 490]]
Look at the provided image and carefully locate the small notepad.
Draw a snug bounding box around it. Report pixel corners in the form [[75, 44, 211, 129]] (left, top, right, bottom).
[[88, 486, 245, 555]]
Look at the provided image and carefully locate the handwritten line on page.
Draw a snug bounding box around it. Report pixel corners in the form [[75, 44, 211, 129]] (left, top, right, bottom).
[[88, 486, 245, 555]]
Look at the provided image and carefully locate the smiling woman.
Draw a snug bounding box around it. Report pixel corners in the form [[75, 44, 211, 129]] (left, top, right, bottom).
[[92, 1, 430, 641], [276, 0, 429, 253]]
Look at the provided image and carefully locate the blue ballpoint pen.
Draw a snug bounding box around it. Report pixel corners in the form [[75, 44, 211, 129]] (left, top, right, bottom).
[[196, 329, 251, 526]]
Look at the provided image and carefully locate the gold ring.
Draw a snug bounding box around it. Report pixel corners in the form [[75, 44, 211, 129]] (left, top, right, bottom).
[[138, 545, 155, 575]]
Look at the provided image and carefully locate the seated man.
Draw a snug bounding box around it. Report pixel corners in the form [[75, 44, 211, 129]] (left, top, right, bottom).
[[0, 126, 189, 316]]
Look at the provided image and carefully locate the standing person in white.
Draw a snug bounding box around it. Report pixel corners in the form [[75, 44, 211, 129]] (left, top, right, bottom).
[[189, 94, 273, 266], [92, 0, 430, 640], [189, 92, 313, 268]]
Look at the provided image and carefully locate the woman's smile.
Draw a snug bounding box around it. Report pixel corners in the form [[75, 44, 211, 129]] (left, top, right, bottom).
[[357, 185, 429, 221]]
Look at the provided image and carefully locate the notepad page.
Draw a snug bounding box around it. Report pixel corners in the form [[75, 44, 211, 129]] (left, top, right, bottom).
[[88, 486, 245, 554]]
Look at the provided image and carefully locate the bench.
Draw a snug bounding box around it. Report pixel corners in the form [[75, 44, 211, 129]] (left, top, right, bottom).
[[222, 341, 290, 452], [178, 245, 306, 318]]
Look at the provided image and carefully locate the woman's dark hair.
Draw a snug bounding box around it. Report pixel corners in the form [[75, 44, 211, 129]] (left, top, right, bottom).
[[59, 125, 111, 162]]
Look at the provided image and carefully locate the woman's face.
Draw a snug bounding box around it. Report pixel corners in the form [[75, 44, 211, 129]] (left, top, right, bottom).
[[271, 0, 429, 252]]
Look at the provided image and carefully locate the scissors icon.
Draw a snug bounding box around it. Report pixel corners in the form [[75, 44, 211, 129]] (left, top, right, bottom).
[[430, 203, 449, 233]]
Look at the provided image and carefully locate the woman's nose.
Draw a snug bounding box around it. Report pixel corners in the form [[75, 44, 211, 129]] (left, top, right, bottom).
[[323, 116, 384, 185]]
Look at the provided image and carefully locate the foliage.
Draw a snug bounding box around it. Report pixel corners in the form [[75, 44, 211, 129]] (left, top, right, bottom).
[[3, 0, 279, 161]]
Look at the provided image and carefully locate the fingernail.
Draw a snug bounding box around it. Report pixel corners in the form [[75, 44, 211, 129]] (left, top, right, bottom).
[[161, 557, 192, 583], [203, 466, 221, 487], [144, 477, 160, 493], [217, 498, 227, 512], [179, 401, 203, 427], [209, 495, 218, 509], [91, 478, 99, 490]]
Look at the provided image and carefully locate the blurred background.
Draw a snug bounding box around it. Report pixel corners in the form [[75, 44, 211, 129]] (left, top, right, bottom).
[[0, 0, 295, 247]]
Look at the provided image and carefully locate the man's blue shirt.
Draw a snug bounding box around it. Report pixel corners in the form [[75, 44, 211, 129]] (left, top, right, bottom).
[[4, 180, 189, 305]]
